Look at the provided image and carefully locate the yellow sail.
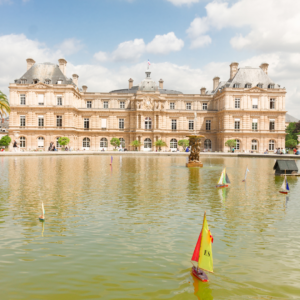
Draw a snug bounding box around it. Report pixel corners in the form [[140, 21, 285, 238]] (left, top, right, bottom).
[[198, 213, 213, 273]]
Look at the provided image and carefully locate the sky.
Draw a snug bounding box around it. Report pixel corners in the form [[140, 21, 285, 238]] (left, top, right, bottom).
[[0, 0, 300, 115]]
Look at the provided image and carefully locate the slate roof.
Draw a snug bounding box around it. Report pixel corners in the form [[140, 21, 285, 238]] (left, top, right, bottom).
[[15, 62, 75, 86], [273, 160, 298, 171], [285, 114, 299, 123], [110, 86, 183, 95]]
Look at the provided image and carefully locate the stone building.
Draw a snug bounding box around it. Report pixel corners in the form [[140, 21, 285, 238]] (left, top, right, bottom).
[[8, 58, 286, 152]]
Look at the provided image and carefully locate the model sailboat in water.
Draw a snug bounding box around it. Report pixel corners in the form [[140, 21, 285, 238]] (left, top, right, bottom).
[[39, 201, 45, 221], [191, 212, 214, 282], [279, 175, 290, 194], [242, 167, 250, 182], [216, 168, 230, 188]]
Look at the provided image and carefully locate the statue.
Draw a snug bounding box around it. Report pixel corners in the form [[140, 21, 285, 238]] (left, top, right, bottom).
[[186, 135, 205, 168]]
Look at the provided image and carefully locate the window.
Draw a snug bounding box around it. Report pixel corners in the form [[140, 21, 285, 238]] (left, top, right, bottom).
[[87, 101, 92, 108], [145, 117, 152, 129], [20, 94, 26, 105], [38, 115, 44, 127], [57, 116, 62, 127], [21, 79, 26, 84], [38, 94, 44, 105], [233, 83, 240, 88], [119, 138, 125, 148], [20, 116, 26, 127], [235, 139, 240, 150], [252, 98, 258, 109], [101, 119, 107, 129], [45, 79, 51, 84], [144, 138, 152, 149], [270, 98, 275, 109], [104, 101, 108, 109], [57, 96, 62, 106], [251, 139, 258, 151], [171, 119, 177, 130], [206, 120, 211, 131], [269, 119, 275, 131], [100, 138, 108, 148], [57, 80, 62, 84], [269, 140, 275, 151], [234, 119, 240, 130], [189, 120, 194, 130], [252, 119, 258, 131], [33, 79, 39, 84], [257, 83, 263, 88], [235, 98, 240, 109], [84, 118, 90, 129], [20, 137, 26, 148], [245, 83, 252, 88], [38, 137, 44, 148], [83, 138, 90, 148], [119, 119, 124, 129], [56, 137, 61, 148], [170, 103, 175, 109], [268, 84, 275, 89], [204, 139, 211, 149], [186, 103, 191, 110], [202, 103, 208, 110], [120, 101, 125, 109], [170, 139, 177, 149]]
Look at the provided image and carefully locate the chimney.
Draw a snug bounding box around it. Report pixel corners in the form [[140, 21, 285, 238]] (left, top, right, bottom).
[[82, 85, 88, 92], [260, 63, 269, 74], [58, 58, 67, 76], [159, 79, 164, 89], [200, 87, 206, 95], [213, 77, 220, 90], [230, 62, 239, 80], [72, 74, 79, 86], [26, 58, 35, 70], [128, 78, 134, 89]]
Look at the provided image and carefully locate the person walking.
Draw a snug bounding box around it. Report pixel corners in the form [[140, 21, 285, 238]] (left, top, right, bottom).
[[13, 140, 18, 152]]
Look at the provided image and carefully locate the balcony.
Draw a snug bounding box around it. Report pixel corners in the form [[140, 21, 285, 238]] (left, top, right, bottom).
[[101, 127, 107, 131]]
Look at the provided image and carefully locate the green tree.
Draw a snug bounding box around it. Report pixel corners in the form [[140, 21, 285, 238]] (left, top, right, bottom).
[[0, 91, 10, 118], [154, 139, 166, 151], [225, 139, 236, 150], [130, 140, 142, 151], [58, 137, 70, 147], [286, 139, 297, 149], [286, 122, 298, 141], [178, 139, 189, 151], [110, 137, 120, 149], [0, 135, 11, 147]]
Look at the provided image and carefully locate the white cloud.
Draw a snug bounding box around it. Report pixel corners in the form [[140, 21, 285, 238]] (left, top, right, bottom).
[[166, 0, 199, 6], [190, 35, 211, 49], [94, 32, 184, 62], [56, 38, 84, 56]]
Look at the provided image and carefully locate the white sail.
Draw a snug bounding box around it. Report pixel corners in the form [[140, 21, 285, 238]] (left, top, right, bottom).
[[217, 169, 224, 185], [41, 202, 45, 216], [280, 177, 286, 191]]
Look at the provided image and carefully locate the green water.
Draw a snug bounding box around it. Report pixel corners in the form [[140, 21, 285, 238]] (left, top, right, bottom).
[[0, 155, 299, 300]]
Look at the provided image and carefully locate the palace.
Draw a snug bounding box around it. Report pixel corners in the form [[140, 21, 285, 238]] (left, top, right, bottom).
[[8, 58, 286, 152]]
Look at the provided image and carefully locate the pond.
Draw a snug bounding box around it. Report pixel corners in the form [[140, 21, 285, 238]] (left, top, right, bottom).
[[0, 155, 299, 300]]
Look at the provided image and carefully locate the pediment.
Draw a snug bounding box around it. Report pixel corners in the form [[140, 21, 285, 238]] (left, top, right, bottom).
[[28, 83, 49, 89], [248, 86, 265, 93]]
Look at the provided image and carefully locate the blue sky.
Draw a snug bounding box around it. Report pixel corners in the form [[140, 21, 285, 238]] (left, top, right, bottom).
[[0, 0, 300, 114]]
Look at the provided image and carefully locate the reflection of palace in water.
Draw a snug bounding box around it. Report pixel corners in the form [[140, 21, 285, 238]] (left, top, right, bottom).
[[9, 58, 286, 152]]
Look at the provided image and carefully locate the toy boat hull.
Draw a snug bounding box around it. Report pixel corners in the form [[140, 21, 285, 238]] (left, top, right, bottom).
[[279, 191, 288, 194], [39, 218, 45, 221], [216, 184, 228, 188], [191, 266, 208, 282]]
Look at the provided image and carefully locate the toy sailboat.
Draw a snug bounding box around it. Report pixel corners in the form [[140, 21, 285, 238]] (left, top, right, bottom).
[[109, 156, 113, 165], [39, 201, 45, 221], [191, 212, 214, 282], [216, 168, 230, 188], [242, 167, 250, 182], [279, 175, 289, 194]]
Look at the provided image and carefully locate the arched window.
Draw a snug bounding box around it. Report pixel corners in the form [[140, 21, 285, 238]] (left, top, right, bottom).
[[100, 138, 108, 148], [235, 139, 240, 150], [204, 139, 212, 149], [83, 138, 90, 148], [56, 137, 61, 148], [251, 139, 258, 151], [119, 138, 125, 148], [37, 137, 44, 148], [20, 136, 26, 148], [170, 139, 177, 149], [145, 117, 152, 129], [144, 138, 152, 149], [269, 140, 275, 151]]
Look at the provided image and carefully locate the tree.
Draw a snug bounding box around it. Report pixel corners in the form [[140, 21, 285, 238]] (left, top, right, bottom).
[[130, 140, 142, 151], [225, 139, 236, 150], [286, 139, 297, 149], [0, 135, 11, 147], [178, 139, 189, 151], [154, 139, 166, 151], [110, 137, 120, 149], [286, 122, 298, 141], [0, 91, 10, 118], [58, 137, 70, 147]]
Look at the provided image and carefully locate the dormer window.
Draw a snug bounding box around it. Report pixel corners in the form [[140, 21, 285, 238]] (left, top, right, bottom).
[[257, 83, 263, 88], [268, 84, 275, 89], [33, 79, 39, 84], [45, 79, 51, 84], [233, 83, 240, 88], [245, 83, 252, 88], [21, 79, 27, 84], [57, 80, 62, 84]]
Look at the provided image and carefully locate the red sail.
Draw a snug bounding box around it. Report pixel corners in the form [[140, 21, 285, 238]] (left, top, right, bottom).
[[191, 232, 202, 262]]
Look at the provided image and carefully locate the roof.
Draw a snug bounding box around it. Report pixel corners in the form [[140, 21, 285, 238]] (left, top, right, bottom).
[[15, 62, 75, 86], [273, 160, 298, 171], [110, 86, 183, 95], [285, 114, 299, 123]]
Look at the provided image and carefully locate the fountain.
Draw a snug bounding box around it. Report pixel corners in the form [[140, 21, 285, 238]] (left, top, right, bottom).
[[186, 135, 205, 167]]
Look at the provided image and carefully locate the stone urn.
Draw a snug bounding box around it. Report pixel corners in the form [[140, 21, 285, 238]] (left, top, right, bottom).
[[186, 135, 205, 167]]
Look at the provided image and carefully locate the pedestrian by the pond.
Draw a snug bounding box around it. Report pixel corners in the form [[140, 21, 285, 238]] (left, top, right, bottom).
[[48, 142, 53, 151], [13, 140, 18, 152]]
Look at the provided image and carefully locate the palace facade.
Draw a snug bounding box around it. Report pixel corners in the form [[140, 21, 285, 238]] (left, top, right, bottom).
[[8, 58, 286, 152]]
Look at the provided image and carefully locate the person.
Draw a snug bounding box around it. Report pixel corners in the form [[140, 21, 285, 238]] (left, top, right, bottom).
[[185, 147, 190, 153], [65, 146, 68, 151], [52, 144, 56, 151], [293, 148, 297, 154], [13, 140, 18, 152], [48, 142, 53, 151], [232, 147, 235, 153]]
